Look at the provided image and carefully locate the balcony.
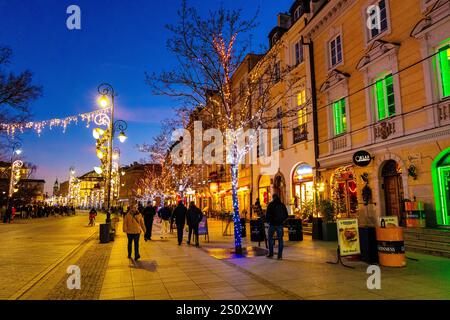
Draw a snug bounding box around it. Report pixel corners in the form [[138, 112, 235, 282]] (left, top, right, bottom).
[[293, 123, 308, 144], [331, 134, 350, 152]]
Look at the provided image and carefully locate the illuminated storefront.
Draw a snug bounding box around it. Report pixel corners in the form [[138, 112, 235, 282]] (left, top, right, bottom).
[[258, 175, 271, 209], [292, 164, 314, 214], [331, 165, 358, 218], [432, 147, 450, 226]]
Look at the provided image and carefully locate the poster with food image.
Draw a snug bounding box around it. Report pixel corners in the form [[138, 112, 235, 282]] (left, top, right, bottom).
[[337, 219, 360, 256], [379, 216, 398, 228]]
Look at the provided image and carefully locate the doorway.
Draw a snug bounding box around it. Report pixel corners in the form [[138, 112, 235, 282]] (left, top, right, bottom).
[[382, 160, 404, 224]]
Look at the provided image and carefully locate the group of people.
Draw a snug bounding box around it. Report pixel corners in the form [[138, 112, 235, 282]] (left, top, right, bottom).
[[122, 201, 204, 261], [121, 194, 288, 262], [1, 204, 76, 223]]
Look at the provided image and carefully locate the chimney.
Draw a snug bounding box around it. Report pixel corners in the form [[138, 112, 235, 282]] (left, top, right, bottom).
[[277, 13, 291, 29]]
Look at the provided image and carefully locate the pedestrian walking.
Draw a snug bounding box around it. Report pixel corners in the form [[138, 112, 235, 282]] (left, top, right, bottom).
[[88, 208, 97, 226], [142, 201, 156, 241], [158, 203, 172, 239], [123, 204, 146, 261], [173, 201, 187, 245], [3, 205, 12, 224], [265, 194, 288, 260], [186, 201, 203, 247]]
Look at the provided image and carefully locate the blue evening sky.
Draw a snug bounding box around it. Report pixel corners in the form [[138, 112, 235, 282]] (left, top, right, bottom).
[[0, 0, 292, 193]]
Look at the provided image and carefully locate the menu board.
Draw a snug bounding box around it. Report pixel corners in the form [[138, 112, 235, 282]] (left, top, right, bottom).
[[379, 216, 399, 228], [337, 219, 361, 257]]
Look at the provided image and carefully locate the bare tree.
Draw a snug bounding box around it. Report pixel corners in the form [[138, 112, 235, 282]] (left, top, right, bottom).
[[146, 1, 302, 253], [0, 45, 42, 157], [137, 116, 203, 202]]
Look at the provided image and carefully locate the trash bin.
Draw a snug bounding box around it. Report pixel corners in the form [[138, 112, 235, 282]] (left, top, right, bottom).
[[287, 219, 303, 241], [376, 226, 406, 267], [250, 218, 265, 242], [100, 223, 110, 244], [240, 218, 247, 238]]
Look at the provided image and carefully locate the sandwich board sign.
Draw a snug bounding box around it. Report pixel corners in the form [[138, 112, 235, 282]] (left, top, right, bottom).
[[337, 219, 361, 256]]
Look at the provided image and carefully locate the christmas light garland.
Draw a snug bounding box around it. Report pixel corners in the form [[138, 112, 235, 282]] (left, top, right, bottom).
[[0, 108, 111, 137]]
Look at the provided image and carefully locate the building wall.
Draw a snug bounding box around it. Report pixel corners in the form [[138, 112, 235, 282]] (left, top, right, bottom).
[[306, 0, 450, 224]]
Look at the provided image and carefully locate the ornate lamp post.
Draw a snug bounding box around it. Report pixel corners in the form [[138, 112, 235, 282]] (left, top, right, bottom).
[[94, 83, 128, 222], [7, 142, 23, 209]]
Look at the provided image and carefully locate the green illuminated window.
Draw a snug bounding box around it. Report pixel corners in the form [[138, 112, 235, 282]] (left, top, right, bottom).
[[374, 74, 395, 121], [333, 98, 347, 136], [437, 45, 450, 98], [432, 148, 450, 226]]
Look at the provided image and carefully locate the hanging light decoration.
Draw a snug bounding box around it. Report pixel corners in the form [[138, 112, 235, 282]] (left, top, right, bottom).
[[0, 108, 111, 138]]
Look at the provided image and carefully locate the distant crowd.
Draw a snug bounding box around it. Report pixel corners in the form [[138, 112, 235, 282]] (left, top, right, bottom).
[[1, 204, 76, 223]]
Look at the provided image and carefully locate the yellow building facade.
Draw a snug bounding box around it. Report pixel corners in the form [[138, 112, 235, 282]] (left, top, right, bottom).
[[304, 0, 450, 226]]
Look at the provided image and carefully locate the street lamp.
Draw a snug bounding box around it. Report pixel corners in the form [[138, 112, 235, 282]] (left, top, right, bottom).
[[95, 83, 128, 223], [7, 141, 23, 210]]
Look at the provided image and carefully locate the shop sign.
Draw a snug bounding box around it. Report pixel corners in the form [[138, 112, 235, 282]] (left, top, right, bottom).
[[337, 219, 361, 256], [198, 216, 208, 235], [379, 216, 398, 228], [353, 150, 372, 167]]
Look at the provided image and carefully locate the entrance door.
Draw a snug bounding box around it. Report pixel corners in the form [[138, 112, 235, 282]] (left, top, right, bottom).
[[382, 160, 404, 223]]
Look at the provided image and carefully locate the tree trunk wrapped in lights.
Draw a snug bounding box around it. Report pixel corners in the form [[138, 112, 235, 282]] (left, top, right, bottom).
[[146, 0, 305, 253]]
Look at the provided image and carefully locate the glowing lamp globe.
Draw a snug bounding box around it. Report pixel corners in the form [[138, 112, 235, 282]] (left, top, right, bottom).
[[118, 131, 127, 143], [98, 96, 109, 108]]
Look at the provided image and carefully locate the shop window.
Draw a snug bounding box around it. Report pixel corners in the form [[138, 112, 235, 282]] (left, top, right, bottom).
[[331, 166, 358, 217], [374, 73, 395, 121], [333, 98, 347, 136], [432, 147, 450, 226], [437, 44, 450, 99], [292, 164, 314, 217]]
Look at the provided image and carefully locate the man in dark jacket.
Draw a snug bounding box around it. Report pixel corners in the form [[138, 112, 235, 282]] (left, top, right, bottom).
[[158, 203, 172, 239], [186, 202, 203, 247], [173, 201, 187, 245], [142, 201, 156, 241], [265, 194, 288, 260]]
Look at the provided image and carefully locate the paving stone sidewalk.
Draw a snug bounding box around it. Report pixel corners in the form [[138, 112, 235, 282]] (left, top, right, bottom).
[[100, 221, 299, 300], [100, 218, 450, 300]]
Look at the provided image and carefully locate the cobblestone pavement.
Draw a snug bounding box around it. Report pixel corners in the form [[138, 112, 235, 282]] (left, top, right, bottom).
[[45, 238, 113, 300], [0, 212, 98, 299]]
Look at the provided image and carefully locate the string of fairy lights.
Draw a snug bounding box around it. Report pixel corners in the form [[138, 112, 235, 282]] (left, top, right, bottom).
[[0, 108, 112, 137]]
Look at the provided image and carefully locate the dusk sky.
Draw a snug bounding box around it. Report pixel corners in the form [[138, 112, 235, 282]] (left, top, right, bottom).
[[0, 0, 292, 193]]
